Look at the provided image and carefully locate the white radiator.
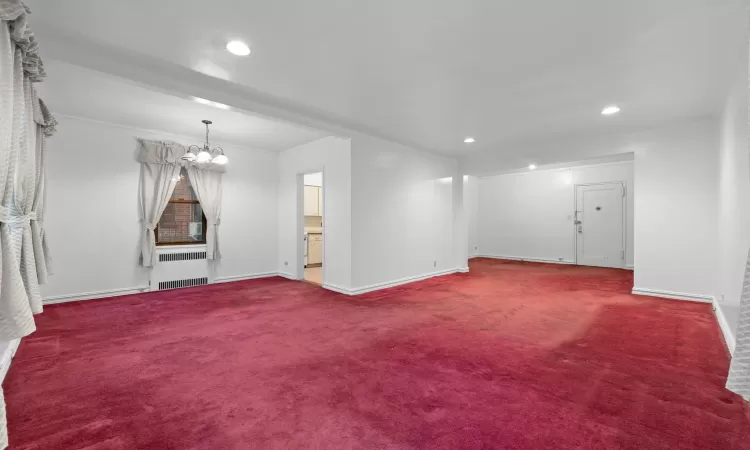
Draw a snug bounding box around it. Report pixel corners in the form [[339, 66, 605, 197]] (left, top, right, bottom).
[[151, 247, 210, 291]]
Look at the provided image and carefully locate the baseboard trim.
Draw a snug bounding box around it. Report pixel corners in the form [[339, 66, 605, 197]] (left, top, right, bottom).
[[713, 300, 736, 356], [625, 264, 634, 270], [477, 254, 576, 265], [0, 338, 21, 383], [329, 268, 461, 296], [321, 283, 351, 295], [38, 267, 463, 304], [631, 287, 713, 303], [213, 272, 278, 283], [43, 286, 150, 305]]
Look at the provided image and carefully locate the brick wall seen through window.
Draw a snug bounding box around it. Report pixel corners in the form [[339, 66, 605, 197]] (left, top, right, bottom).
[[156, 168, 206, 245]]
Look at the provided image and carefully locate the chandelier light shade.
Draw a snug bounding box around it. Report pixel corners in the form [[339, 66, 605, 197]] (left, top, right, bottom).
[[212, 154, 229, 165], [182, 119, 229, 165], [196, 148, 212, 163], [182, 148, 197, 162]]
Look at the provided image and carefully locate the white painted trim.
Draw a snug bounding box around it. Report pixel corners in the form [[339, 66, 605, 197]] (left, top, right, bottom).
[[43, 286, 150, 305], [476, 254, 576, 265], [43, 272, 282, 304], [327, 268, 461, 296], [631, 287, 713, 303], [713, 300, 736, 355], [321, 283, 351, 295], [213, 272, 278, 283], [0, 338, 21, 383], [625, 264, 634, 270], [37, 267, 460, 306], [156, 244, 207, 252], [54, 113, 281, 154], [475, 155, 634, 178]]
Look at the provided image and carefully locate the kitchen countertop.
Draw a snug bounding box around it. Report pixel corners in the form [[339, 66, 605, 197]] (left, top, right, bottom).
[[305, 228, 323, 234]]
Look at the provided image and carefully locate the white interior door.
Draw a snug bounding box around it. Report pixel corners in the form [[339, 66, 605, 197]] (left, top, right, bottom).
[[575, 182, 625, 268]]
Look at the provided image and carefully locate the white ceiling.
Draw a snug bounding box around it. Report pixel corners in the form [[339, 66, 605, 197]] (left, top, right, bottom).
[[36, 60, 328, 151], [27, 0, 748, 157]]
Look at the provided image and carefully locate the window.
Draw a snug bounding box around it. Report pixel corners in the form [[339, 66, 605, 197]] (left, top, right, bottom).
[[155, 168, 207, 245]]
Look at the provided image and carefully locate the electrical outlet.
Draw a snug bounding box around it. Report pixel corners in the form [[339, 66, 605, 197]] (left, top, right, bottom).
[[434, 261, 437, 267], [474, 246, 478, 250], [558, 257, 563, 261], [284, 261, 288, 266]]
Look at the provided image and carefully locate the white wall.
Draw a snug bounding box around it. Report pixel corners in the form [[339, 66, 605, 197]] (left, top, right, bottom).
[[303, 172, 322, 187], [350, 135, 460, 289], [473, 117, 722, 300], [633, 118, 720, 298], [277, 136, 352, 288], [477, 161, 634, 266], [717, 32, 749, 339], [41, 116, 279, 299]]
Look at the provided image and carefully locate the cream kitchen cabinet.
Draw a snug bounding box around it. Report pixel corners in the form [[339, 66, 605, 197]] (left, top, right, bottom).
[[307, 233, 322, 265], [304, 185, 320, 216], [304, 185, 323, 216]]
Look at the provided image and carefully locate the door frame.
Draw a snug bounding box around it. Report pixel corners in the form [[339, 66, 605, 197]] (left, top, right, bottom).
[[573, 181, 627, 268], [296, 168, 325, 283]]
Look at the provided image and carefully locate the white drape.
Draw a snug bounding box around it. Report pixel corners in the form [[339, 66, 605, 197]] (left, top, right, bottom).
[[726, 15, 750, 402], [136, 140, 224, 266], [138, 162, 181, 267], [30, 96, 53, 284], [727, 251, 750, 401], [187, 167, 222, 259], [0, 1, 56, 446]]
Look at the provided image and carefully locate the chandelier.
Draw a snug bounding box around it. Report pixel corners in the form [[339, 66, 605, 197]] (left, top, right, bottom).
[[182, 120, 228, 165]]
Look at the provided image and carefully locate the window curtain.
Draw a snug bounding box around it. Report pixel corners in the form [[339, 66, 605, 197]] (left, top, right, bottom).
[[0, 2, 56, 448], [727, 251, 750, 401], [137, 146, 181, 268], [186, 167, 222, 260], [136, 140, 225, 266], [726, 17, 750, 402]]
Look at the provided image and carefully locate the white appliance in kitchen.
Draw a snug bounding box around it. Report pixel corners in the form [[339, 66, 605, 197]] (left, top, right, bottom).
[[303, 231, 308, 266], [304, 232, 323, 267]]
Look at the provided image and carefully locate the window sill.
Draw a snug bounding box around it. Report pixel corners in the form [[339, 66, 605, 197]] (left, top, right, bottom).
[[156, 244, 207, 252]]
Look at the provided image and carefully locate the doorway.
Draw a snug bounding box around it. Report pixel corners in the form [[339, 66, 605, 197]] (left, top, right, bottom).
[[302, 172, 323, 285], [574, 182, 625, 268]]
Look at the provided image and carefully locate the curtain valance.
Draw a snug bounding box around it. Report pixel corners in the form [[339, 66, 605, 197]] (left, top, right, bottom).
[[136, 139, 226, 173], [0, 1, 45, 82]]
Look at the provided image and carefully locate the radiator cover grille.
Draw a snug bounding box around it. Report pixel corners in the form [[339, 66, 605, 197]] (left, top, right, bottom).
[[158, 277, 208, 291], [159, 251, 207, 262]]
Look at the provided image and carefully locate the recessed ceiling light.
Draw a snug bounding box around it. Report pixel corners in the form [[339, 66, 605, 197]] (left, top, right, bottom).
[[528, 164, 537, 170], [226, 40, 251, 56], [192, 97, 230, 110], [601, 105, 620, 115], [464, 137, 475, 143]]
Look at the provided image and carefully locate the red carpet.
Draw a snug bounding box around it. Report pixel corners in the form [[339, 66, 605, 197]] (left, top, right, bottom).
[[4, 258, 749, 449]]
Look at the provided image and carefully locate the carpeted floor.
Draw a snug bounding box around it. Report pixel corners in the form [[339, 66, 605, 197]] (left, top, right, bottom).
[[4, 258, 749, 449]]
